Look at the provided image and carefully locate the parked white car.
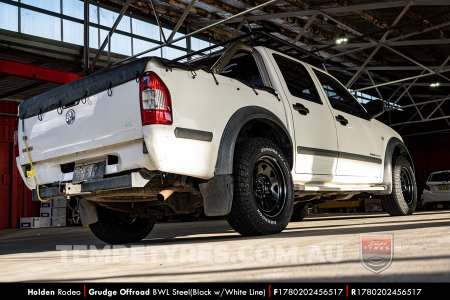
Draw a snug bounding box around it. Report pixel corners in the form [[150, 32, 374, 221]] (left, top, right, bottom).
[[17, 43, 417, 243], [421, 170, 450, 209]]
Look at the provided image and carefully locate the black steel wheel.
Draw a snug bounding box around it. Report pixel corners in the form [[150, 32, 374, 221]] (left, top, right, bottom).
[[382, 156, 417, 216], [227, 138, 294, 236], [400, 166, 415, 205], [253, 156, 287, 218]]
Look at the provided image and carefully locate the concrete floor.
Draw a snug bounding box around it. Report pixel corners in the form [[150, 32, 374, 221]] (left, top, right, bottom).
[[1, 211, 450, 282]]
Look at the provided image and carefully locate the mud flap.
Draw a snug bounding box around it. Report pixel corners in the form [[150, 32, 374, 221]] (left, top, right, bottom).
[[79, 199, 98, 225], [199, 175, 233, 216]]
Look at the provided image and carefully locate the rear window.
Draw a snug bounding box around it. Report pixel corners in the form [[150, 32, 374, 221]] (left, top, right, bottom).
[[273, 54, 321, 104], [429, 172, 450, 182], [220, 51, 264, 87]]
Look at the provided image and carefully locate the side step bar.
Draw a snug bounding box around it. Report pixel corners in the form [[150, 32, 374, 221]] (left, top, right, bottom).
[[294, 184, 387, 192], [32, 172, 149, 200]]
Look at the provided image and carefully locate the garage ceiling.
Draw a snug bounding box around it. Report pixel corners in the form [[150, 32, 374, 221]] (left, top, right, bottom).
[[0, 0, 449, 136]]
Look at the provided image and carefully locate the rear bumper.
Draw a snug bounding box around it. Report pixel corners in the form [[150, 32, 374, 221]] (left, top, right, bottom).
[[18, 139, 154, 190], [422, 190, 450, 203], [32, 171, 150, 201]]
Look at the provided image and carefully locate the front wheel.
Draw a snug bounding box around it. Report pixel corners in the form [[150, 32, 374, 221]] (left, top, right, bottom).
[[227, 138, 294, 236], [90, 205, 156, 244], [382, 156, 417, 216]]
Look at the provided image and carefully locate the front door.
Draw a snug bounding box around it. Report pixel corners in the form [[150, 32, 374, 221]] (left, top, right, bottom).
[[270, 53, 338, 179], [313, 70, 383, 183]]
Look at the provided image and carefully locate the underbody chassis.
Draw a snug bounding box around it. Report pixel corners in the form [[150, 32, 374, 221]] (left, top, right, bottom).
[[34, 169, 203, 218]]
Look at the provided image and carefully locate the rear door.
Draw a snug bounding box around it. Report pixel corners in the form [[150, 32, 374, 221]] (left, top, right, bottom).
[[312, 70, 383, 182], [269, 53, 338, 178]]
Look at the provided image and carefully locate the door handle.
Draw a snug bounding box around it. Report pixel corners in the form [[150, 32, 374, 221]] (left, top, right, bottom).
[[293, 103, 310, 115], [335, 115, 348, 126]]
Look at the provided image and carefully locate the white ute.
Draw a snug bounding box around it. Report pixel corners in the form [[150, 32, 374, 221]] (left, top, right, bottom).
[[17, 43, 417, 243]]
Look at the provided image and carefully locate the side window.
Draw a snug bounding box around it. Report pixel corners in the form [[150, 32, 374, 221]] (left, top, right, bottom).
[[220, 52, 264, 87], [314, 71, 367, 118], [273, 54, 321, 104]]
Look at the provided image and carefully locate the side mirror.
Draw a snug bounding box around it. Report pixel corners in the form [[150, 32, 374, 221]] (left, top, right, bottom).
[[366, 100, 385, 119]]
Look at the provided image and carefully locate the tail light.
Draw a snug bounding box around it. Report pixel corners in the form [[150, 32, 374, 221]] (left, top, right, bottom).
[[424, 183, 430, 191], [139, 71, 172, 125]]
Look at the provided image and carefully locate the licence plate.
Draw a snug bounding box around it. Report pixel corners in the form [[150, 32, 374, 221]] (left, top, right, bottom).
[[438, 185, 449, 191], [72, 161, 106, 183]]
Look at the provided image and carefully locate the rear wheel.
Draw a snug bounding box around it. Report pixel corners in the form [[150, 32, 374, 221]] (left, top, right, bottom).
[[227, 138, 294, 236], [90, 205, 156, 244], [382, 156, 417, 216]]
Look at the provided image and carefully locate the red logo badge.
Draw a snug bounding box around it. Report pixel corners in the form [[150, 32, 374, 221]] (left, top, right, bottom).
[[361, 234, 393, 273]]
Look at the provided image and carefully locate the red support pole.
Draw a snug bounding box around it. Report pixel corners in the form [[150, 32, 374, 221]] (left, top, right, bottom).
[[0, 59, 83, 84], [11, 129, 18, 228]]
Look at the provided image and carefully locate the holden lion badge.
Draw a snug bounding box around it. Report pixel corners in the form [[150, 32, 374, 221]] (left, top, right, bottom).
[[66, 109, 76, 125]]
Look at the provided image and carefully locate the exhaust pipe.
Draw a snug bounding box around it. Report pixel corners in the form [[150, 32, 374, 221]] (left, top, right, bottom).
[[157, 190, 174, 201]]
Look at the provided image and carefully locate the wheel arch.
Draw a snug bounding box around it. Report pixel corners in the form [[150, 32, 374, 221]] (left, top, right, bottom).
[[200, 106, 293, 217], [383, 137, 414, 194], [215, 106, 293, 175]]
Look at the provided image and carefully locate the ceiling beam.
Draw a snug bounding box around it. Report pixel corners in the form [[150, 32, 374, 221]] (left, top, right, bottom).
[[346, 0, 414, 88], [328, 20, 450, 59], [359, 83, 450, 87], [97, 0, 233, 40], [113, 0, 278, 64], [420, 95, 450, 106], [312, 38, 450, 49], [385, 45, 450, 82], [166, 0, 197, 43], [327, 66, 443, 71], [0, 59, 83, 84], [391, 115, 450, 126], [403, 128, 450, 137], [90, 0, 132, 70], [0, 82, 48, 100], [405, 7, 445, 38], [195, 0, 448, 25], [293, 13, 318, 43], [355, 69, 450, 92]]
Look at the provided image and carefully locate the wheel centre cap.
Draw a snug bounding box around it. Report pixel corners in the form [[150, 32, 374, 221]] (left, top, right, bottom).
[[255, 176, 270, 198]]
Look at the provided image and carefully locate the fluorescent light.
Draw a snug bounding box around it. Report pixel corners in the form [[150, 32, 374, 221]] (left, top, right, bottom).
[[335, 33, 348, 45], [335, 37, 348, 45], [430, 82, 440, 87]]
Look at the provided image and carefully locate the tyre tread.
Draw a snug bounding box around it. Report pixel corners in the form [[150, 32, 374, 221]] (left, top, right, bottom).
[[382, 156, 417, 216], [227, 138, 293, 236]]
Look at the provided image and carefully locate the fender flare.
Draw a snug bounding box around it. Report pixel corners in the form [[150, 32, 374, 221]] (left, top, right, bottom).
[[215, 105, 293, 175], [200, 106, 293, 216], [382, 137, 414, 194]]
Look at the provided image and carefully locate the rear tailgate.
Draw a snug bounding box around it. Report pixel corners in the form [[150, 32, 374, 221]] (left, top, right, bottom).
[[16, 58, 154, 167], [18, 79, 143, 164]]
